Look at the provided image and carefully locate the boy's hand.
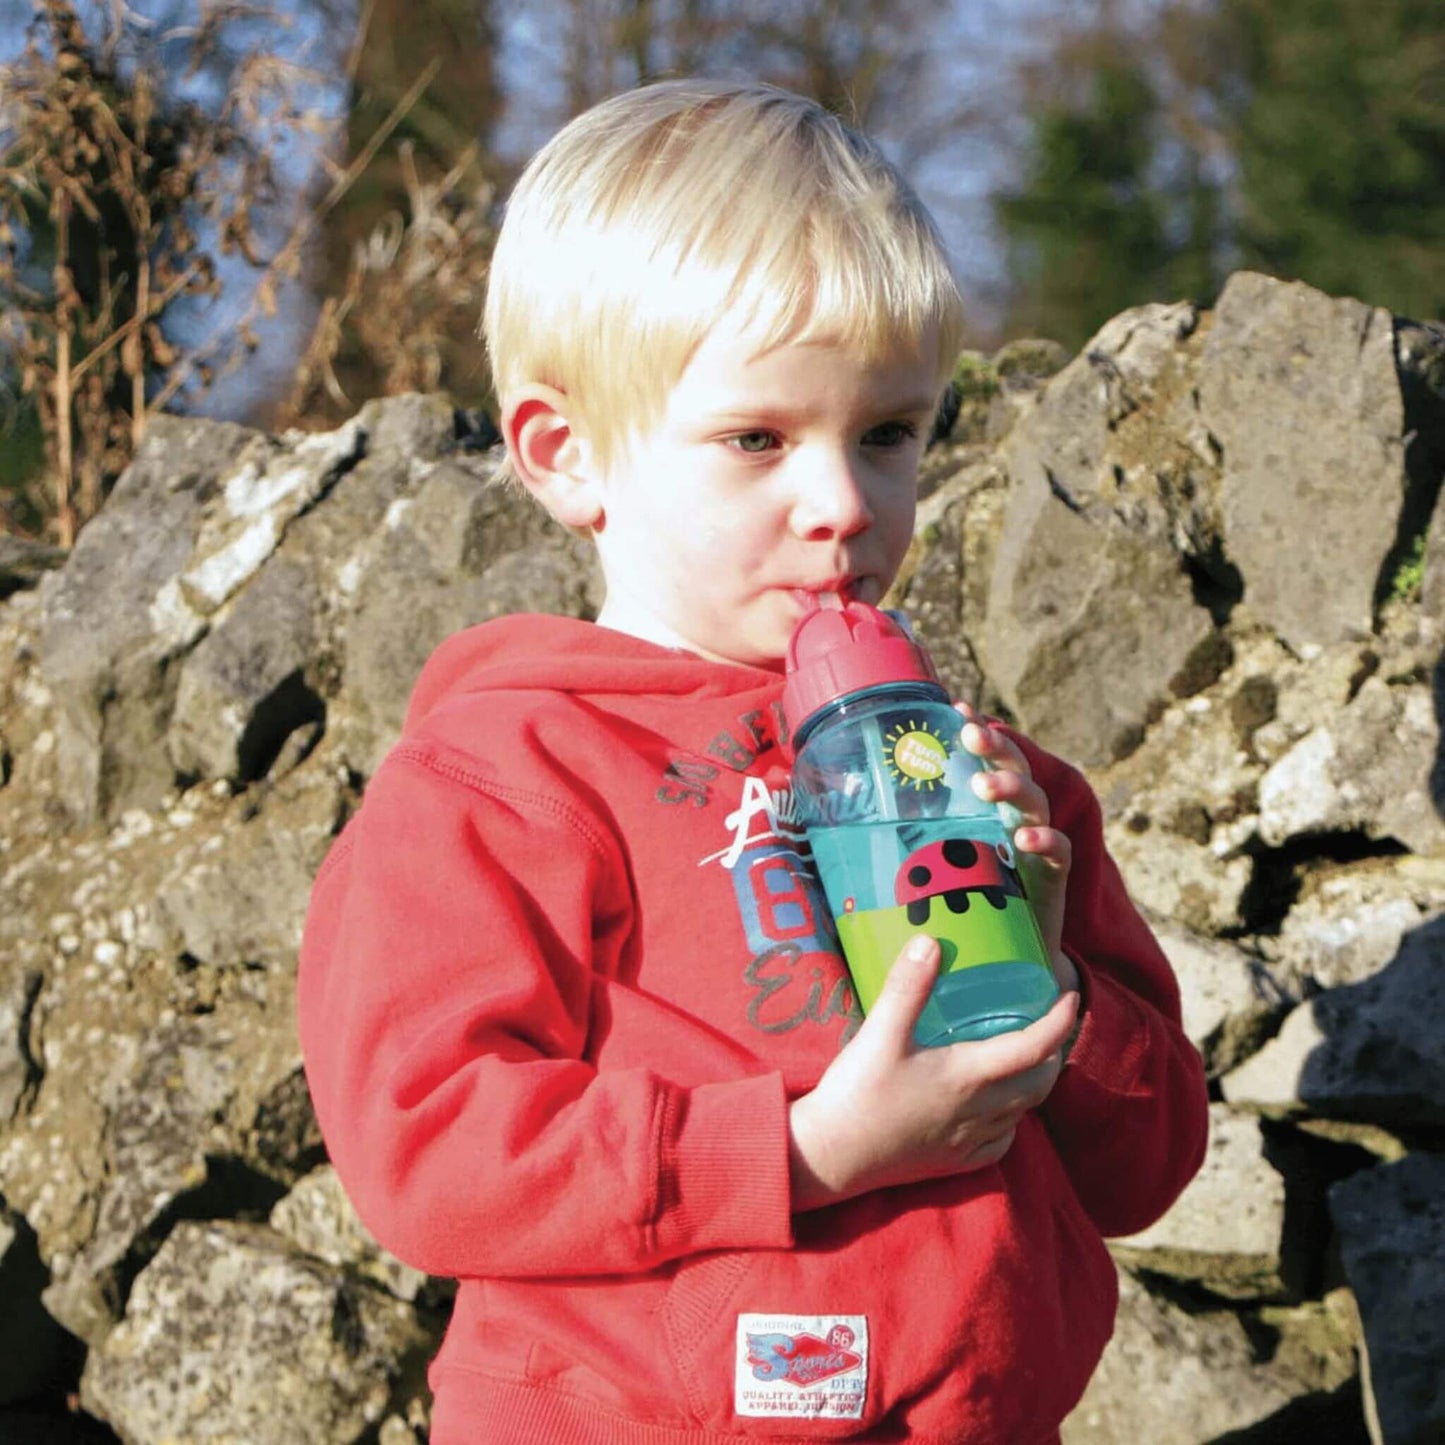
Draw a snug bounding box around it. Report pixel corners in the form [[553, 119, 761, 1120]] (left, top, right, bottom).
[[788, 938, 1079, 1210], [957, 703, 1079, 996]]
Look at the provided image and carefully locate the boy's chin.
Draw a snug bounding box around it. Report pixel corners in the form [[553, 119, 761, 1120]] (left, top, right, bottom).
[[718, 621, 793, 672], [710, 637, 790, 672]]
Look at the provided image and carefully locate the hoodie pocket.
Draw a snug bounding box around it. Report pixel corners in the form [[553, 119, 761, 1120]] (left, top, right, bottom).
[[659, 1118, 1116, 1440]]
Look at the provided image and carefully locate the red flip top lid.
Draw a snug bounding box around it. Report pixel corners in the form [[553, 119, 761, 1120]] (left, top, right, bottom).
[[782, 596, 941, 747]]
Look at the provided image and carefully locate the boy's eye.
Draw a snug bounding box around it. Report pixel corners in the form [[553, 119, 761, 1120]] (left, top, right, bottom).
[[864, 420, 920, 449], [728, 430, 780, 454]]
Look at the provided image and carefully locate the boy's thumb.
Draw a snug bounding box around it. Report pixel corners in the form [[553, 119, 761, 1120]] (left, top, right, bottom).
[[864, 935, 940, 1044]]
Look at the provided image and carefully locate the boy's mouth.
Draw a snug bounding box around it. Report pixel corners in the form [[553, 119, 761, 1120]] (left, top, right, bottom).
[[789, 576, 874, 606]]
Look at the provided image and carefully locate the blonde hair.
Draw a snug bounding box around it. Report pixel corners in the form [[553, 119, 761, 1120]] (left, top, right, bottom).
[[484, 78, 967, 473]]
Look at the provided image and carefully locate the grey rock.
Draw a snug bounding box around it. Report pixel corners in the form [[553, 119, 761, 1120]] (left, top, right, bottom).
[[1111, 1105, 1289, 1298], [1093, 684, 1265, 937], [1197, 273, 1405, 650], [1271, 858, 1442, 991], [160, 420, 365, 625], [167, 555, 322, 785], [1095, 686, 1262, 829], [1152, 922, 1295, 1079], [37, 414, 360, 821], [38, 417, 241, 821], [1331, 1153, 1445, 1445], [44, 1000, 301, 1345], [0, 967, 40, 1126], [342, 464, 599, 776], [1062, 1268, 1358, 1444], [0, 537, 67, 599], [1250, 637, 1380, 764], [984, 447, 1216, 766], [1222, 916, 1445, 1129], [982, 302, 1219, 765], [80, 1219, 434, 1445], [973, 337, 1074, 443], [355, 389, 458, 460], [1105, 823, 1254, 939], [154, 766, 345, 971], [998, 300, 1210, 552], [271, 1165, 429, 1303], [992, 336, 1072, 384], [1258, 679, 1444, 855], [893, 459, 1008, 709]]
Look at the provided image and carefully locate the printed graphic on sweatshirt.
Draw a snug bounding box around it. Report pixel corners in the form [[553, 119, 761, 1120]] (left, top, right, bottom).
[[654, 705, 789, 808], [735, 1314, 868, 1420], [700, 775, 861, 1039]]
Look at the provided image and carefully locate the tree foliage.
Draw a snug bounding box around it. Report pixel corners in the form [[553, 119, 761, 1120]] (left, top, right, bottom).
[[1222, 0, 1445, 322], [996, 0, 1445, 346], [995, 28, 1217, 347]]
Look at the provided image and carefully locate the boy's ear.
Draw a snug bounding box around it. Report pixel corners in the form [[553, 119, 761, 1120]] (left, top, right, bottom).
[[502, 383, 605, 530]]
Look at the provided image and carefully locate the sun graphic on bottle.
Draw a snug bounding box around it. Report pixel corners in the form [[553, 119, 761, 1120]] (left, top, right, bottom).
[[884, 718, 951, 790]]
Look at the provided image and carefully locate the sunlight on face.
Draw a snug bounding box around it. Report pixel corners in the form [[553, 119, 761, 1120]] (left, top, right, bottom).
[[592, 324, 942, 669]]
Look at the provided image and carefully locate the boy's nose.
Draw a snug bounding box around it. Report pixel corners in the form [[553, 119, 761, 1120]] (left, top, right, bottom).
[[790, 453, 874, 540]]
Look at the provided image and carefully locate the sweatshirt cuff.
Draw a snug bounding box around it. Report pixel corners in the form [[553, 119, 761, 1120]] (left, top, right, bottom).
[[1051, 954, 1152, 1099], [652, 1074, 795, 1258]]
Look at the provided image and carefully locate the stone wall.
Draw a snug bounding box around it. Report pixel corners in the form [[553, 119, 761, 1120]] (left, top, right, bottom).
[[1, 272, 1442, 1443]]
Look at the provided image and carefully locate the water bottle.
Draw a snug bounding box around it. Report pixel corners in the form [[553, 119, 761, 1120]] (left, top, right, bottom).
[[782, 597, 1058, 1046]]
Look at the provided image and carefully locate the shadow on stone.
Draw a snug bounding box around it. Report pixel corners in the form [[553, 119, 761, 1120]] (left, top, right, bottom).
[[1208, 1376, 1371, 1445], [1, 1207, 78, 1407], [235, 670, 326, 784], [1297, 916, 1445, 1443], [113, 1155, 292, 1317], [0, 1404, 121, 1444], [1230, 829, 1409, 940]]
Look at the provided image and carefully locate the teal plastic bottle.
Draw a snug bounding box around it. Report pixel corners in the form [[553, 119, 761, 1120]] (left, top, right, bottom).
[[783, 597, 1058, 1046]]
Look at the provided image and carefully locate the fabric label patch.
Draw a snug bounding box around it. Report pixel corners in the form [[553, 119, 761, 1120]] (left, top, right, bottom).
[[734, 1313, 868, 1420]]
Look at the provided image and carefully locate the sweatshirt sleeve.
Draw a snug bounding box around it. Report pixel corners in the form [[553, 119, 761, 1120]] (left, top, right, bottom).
[[297, 740, 795, 1280], [1018, 736, 1210, 1238]]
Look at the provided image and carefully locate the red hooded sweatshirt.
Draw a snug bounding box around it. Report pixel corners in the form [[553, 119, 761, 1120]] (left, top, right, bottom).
[[298, 614, 1208, 1444]]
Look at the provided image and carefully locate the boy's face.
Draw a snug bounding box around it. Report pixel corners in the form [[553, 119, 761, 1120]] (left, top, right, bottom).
[[589, 324, 941, 669]]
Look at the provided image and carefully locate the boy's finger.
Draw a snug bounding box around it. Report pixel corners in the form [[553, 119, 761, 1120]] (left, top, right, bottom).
[[1015, 826, 1072, 871], [954, 701, 1002, 730], [960, 721, 1033, 779], [971, 769, 1050, 826], [862, 935, 941, 1050]]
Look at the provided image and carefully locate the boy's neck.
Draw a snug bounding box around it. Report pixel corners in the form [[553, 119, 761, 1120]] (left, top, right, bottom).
[[596, 593, 779, 671]]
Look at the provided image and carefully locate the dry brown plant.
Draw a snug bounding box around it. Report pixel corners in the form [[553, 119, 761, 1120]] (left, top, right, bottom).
[[0, 0, 313, 541], [278, 136, 495, 428], [0, 0, 392, 544]]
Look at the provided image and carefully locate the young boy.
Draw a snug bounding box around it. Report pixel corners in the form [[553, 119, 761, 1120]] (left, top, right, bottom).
[[298, 79, 1208, 1443]]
